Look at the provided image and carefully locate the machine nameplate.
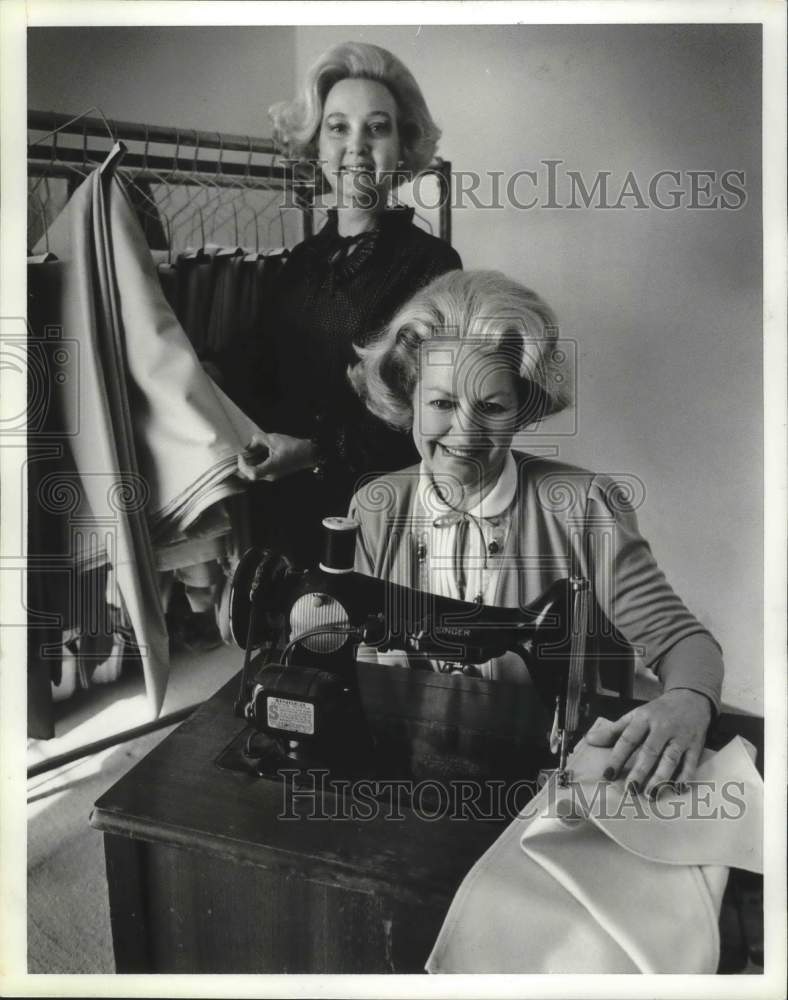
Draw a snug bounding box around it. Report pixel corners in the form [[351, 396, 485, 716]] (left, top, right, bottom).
[[267, 697, 315, 735]]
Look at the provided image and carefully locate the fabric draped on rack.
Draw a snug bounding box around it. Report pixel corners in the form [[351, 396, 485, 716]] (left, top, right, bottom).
[[426, 735, 763, 974], [29, 144, 263, 716]]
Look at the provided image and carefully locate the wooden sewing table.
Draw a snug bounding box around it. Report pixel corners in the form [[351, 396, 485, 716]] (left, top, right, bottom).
[[91, 667, 763, 974]]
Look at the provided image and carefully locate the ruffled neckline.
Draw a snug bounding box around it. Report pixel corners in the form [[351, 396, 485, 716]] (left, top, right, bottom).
[[309, 207, 416, 281]]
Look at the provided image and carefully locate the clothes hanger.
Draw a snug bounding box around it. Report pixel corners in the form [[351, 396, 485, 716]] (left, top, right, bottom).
[[122, 123, 174, 246], [237, 136, 282, 258], [29, 106, 115, 148], [144, 126, 183, 268], [28, 113, 60, 203], [227, 199, 241, 251], [167, 131, 213, 256], [98, 140, 127, 178], [181, 200, 207, 259], [29, 106, 116, 192], [264, 198, 287, 256], [148, 125, 182, 222], [239, 136, 263, 258], [180, 131, 211, 256], [238, 138, 303, 256], [28, 191, 50, 255], [201, 134, 243, 257], [198, 131, 229, 243], [154, 126, 212, 263], [275, 150, 319, 245], [27, 112, 99, 251]]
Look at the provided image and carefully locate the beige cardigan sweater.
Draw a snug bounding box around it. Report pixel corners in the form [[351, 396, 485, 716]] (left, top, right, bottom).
[[348, 451, 723, 710]]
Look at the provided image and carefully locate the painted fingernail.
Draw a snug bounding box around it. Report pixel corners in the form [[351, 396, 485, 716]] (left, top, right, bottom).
[[603, 767, 616, 781], [628, 781, 640, 795], [648, 786, 658, 801]]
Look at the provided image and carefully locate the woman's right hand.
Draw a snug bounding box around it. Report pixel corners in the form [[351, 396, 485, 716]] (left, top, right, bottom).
[[237, 432, 317, 483]]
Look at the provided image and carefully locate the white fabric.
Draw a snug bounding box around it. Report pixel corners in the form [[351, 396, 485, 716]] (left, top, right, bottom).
[[36, 149, 262, 713], [42, 157, 261, 545], [427, 735, 762, 974]]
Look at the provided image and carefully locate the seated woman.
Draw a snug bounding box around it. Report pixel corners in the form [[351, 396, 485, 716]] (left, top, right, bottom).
[[347, 270, 723, 793]]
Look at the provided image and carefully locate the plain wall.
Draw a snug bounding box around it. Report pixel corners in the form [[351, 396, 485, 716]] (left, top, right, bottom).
[[28, 24, 763, 711], [28, 26, 294, 136]]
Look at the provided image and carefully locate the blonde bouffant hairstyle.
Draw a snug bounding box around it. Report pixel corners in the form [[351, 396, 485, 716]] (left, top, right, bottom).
[[269, 42, 441, 177], [350, 270, 573, 431]]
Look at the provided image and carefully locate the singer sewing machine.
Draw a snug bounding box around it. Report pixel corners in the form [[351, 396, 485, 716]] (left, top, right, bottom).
[[224, 517, 634, 788]]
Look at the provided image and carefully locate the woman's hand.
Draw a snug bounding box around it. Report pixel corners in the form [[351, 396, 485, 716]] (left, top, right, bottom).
[[583, 688, 713, 796], [236, 432, 316, 483]]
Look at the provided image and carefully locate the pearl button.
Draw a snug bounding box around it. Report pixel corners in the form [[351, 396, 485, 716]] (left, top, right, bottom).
[[488, 540, 500, 555]]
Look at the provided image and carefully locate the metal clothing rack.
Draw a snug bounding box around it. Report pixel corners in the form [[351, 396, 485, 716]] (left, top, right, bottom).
[[28, 109, 311, 254], [28, 110, 452, 253]]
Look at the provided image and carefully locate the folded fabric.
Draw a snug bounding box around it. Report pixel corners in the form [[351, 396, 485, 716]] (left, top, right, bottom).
[[106, 184, 262, 539], [41, 148, 262, 541], [427, 736, 762, 974], [35, 146, 263, 713]]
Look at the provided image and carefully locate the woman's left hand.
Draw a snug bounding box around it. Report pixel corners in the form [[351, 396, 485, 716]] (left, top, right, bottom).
[[583, 688, 713, 796]]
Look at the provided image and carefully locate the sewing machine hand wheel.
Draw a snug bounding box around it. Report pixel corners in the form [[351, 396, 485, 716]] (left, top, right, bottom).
[[227, 546, 296, 650]]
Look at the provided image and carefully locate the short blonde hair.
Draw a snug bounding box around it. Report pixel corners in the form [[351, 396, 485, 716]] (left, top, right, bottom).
[[350, 270, 573, 430], [269, 42, 441, 176]]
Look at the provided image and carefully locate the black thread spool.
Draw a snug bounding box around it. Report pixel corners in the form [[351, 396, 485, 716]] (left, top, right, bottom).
[[319, 516, 359, 574]]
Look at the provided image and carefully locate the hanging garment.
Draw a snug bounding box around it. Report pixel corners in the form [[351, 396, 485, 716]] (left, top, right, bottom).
[[36, 145, 262, 714], [151, 247, 286, 410], [126, 179, 168, 251], [174, 246, 220, 356], [153, 252, 178, 315], [223, 252, 285, 409], [426, 736, 762, 974], [204, 247, 244, 356]]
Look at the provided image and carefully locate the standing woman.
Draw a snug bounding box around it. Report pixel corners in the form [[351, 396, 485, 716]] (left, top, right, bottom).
[[238, 42, 461, 565]]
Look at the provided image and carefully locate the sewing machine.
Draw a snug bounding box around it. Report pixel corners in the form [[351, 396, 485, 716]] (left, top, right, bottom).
[[226, 517, 632, 786], [96, 520, 765, 976]]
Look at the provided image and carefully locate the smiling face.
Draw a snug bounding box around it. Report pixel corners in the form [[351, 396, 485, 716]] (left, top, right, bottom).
[[317, 77, 401, 210], [411, 341, 521, 509]]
